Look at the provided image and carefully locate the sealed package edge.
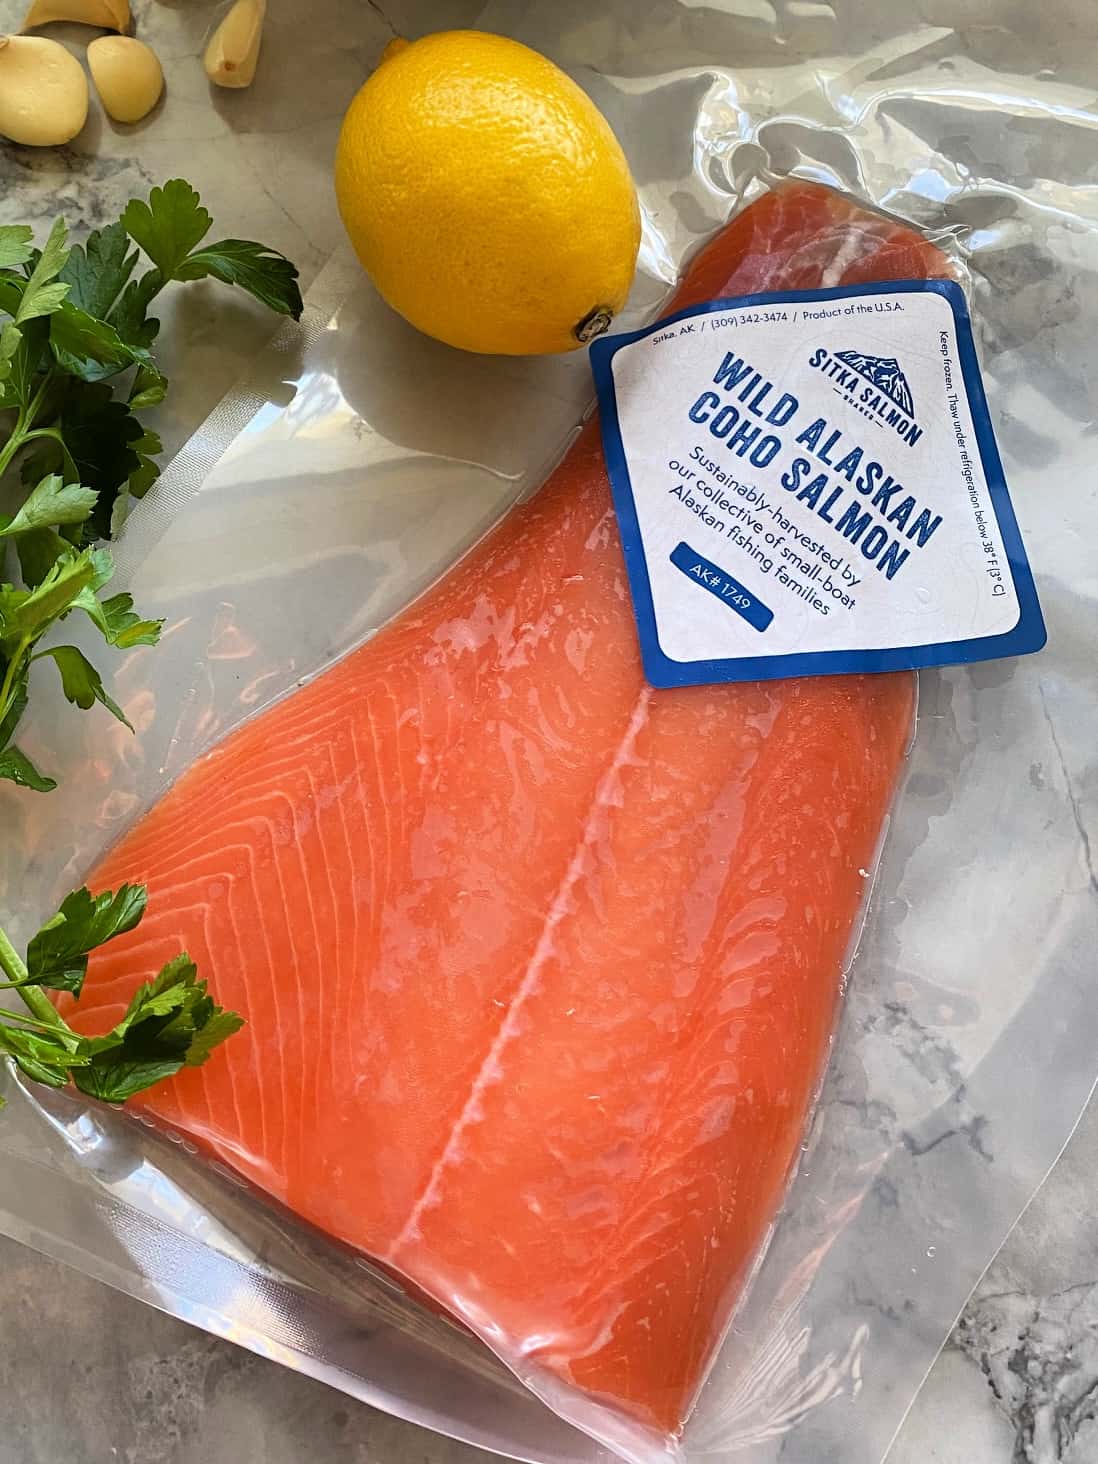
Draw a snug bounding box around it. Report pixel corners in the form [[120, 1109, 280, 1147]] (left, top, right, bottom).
[[54, 181, 963, 1460], [3, 5, 1097, 1464]]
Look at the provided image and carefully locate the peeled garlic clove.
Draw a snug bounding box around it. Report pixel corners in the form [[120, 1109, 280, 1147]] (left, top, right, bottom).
[[21, 0, 130, 32], [204, 0, 265, 89], [88, 35, 162, 123], [0, 34, 88, 146]]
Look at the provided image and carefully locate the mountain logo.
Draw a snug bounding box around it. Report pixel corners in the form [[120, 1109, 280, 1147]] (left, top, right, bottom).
[[834, 350, 915, 418], [807, 344, 923, 446]]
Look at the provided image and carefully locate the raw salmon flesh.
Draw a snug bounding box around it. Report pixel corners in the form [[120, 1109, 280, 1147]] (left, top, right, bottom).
[[71, 183, 952, 1437]]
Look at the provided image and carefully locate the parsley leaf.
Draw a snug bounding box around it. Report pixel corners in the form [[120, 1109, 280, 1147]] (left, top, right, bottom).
[[120, 180, 302, 318], [24, 884, 147, 995], [0, 226, 34, 271], [50, 300, 151, 381], [73, 953, 244, 1103], [177, 240, 303, 318], [107, 268, 162, 349], [0, 321, 21, 383], [0, 551, 100, 647], [15, 528, 68, 590], [4, 316, 49, 409], [121, 180, 212, 278], [125, 427, 163, 501], [0, 661, 28, 750], [57, 222, 137, 321], [183, 1008, 247, 1066], [127, 363, 167, 411], [42, 644, 132, 729], [0, 884, 242, 1102], [0, 745, 55, 792], [15, 219, 71, 324], [0, 178, 302, 795], [0, 275, 23, 319], [0, 474, 97, 537], [0, 542, 158, 789], [74, 588, 162, 648], [58, 381, 144, 539], [2, 552, 100, 639], [0, 1025, 75, 1088]]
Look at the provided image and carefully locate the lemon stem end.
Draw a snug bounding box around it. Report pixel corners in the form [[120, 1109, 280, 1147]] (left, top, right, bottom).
[[574, 305, 614, 344]]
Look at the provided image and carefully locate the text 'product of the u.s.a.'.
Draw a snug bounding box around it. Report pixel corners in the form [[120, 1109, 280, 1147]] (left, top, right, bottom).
[[591, 249, 1045, 688]]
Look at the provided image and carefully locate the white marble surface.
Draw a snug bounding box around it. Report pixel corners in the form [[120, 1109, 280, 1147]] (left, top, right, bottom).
[[1, 2, 1095, 1462]]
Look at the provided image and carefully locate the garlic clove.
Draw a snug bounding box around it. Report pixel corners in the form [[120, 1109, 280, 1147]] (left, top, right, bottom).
[[0, 34, 88, 146], [21, 0, 130, 32], [88, 35, 163, 123], [204, 0, 265, 89]]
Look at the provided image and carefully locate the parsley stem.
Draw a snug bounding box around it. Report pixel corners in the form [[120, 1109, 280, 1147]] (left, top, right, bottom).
[[0, 921, 68, 1033], [20, 426, 64, 447], [0, 924, 26, 985], [0, 1008, 67, 1033], [0, 368, 58, 481], [23, 368, 56, 431], [0, 413, 27, 480], [0, 633, 31, 727]]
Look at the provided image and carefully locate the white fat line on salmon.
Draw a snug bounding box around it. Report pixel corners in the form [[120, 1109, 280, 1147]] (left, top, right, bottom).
[[386, 689, 655, 1258], [820, 226, 867, 289]]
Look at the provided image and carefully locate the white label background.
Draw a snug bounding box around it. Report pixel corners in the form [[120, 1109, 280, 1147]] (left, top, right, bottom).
[[608, 289, 1023, 668]]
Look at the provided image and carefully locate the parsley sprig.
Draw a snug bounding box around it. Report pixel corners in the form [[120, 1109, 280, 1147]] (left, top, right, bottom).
[[0, 883, 242, 1105], [0, 179, 302, 793], [0, 180, 290, 1098]]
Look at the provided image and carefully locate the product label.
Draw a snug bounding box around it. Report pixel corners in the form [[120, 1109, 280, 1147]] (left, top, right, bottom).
[[590, 281, 1045, 687]]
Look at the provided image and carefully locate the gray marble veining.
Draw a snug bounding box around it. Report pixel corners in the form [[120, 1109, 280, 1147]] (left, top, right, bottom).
[[1, 2, 1095, 1462], [888, 1088, 1098, 1464]]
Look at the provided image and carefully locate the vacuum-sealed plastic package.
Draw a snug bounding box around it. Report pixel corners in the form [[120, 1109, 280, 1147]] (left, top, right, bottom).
[[59, 179, 964, 1460], [2, 4, 1097, 1463]]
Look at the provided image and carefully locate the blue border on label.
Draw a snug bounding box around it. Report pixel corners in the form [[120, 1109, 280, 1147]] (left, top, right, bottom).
[[590, 279, 1047, 689]]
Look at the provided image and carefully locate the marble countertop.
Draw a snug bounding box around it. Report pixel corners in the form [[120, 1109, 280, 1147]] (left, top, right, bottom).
[[1, 2, 1094, 1462], [8, 1099, 1098, 1464]]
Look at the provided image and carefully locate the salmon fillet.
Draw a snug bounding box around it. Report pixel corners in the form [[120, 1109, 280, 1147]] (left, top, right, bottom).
[[70, 183, 951, 1437]]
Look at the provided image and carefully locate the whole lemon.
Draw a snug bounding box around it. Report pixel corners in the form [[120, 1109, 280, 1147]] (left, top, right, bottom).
[[334, 30, 641, 356]]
